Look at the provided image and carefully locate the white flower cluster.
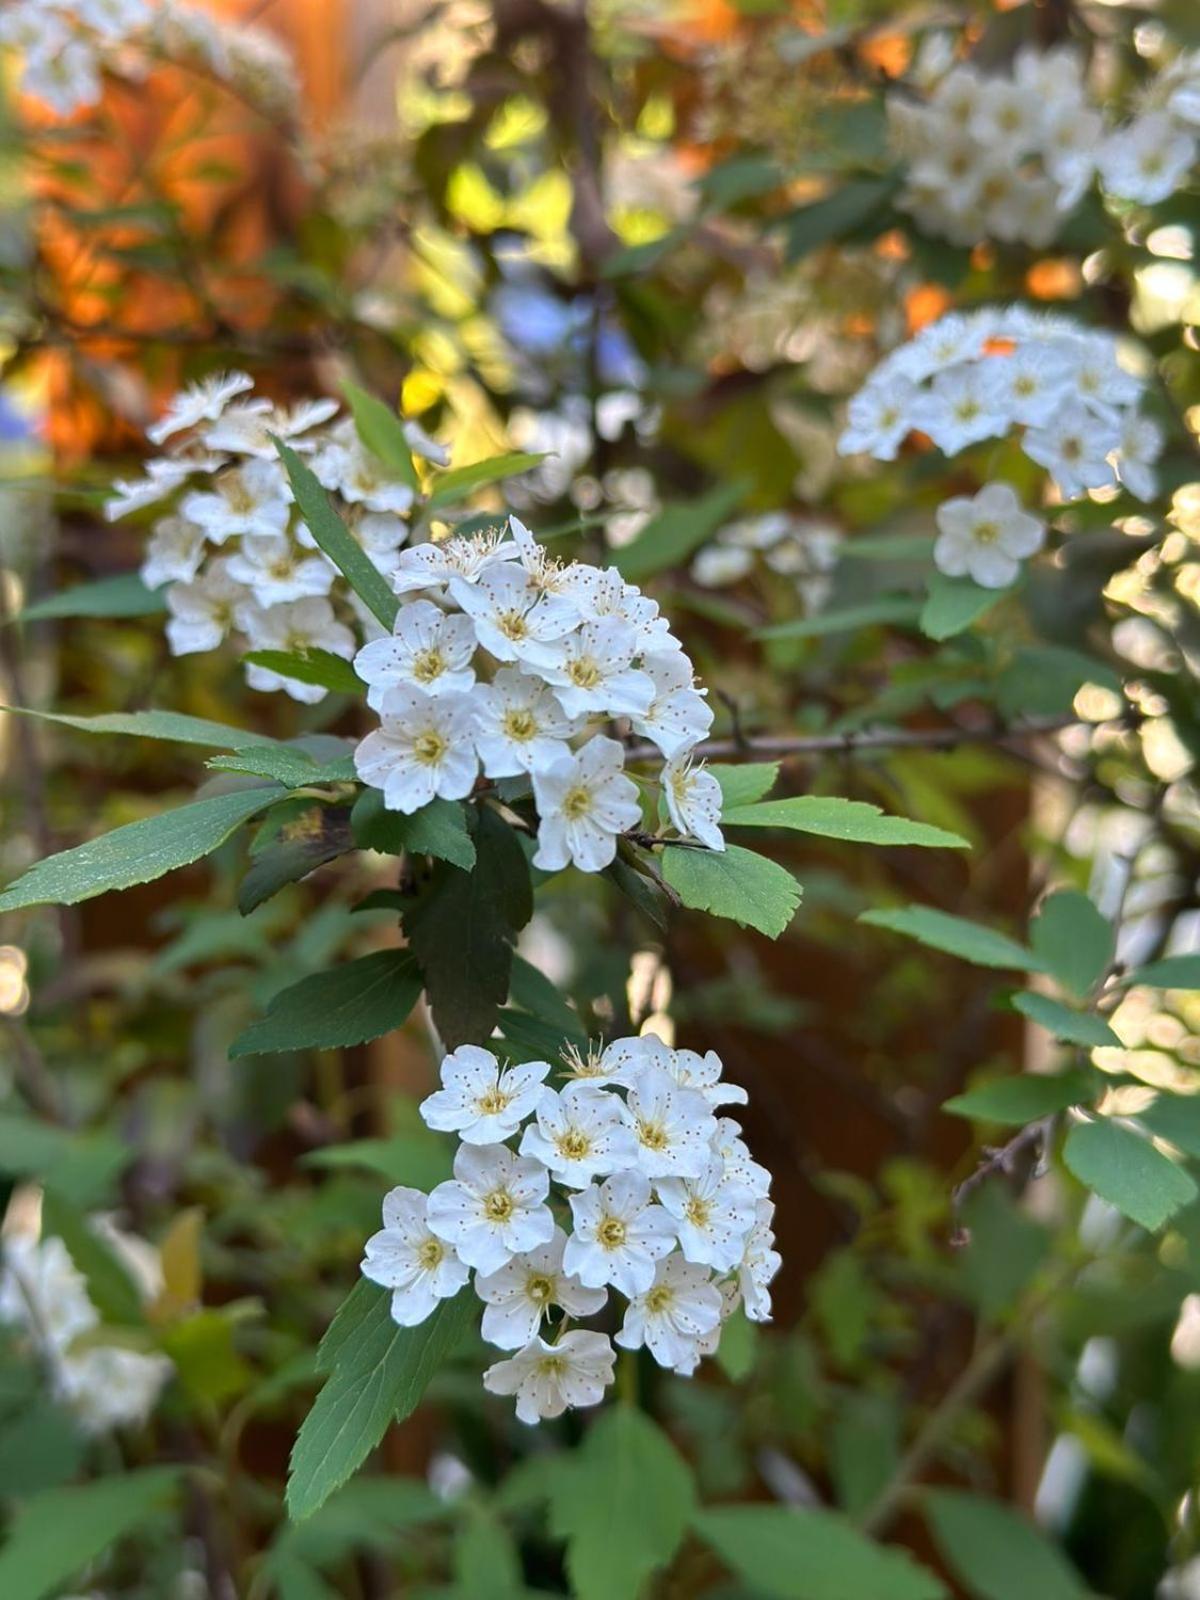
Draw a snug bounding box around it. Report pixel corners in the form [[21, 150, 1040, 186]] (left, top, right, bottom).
[[0, 0, 298, 121], [891, 43, 1199, 246], [0, 1230, 171, 1435], [691, 514, 842, 613], [352, 515, 725, 873], [361, 1036, 779, 1425], [839, 306, 1162, 503], [109, 372, 444, 705]]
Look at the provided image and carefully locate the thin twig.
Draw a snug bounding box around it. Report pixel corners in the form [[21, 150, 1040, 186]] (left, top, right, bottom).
[[624, 715, 1088, 765]]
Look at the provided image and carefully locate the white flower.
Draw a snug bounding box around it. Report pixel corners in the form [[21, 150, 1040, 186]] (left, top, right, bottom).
[[615, 1254, 723, 1375], [76, 0, 151, 39], [427, 1144, 553, 1274], [657, 1160, 758, 1271], [353, 601, 477, 708], [200, 399, 276, 458], [57, 1345, 173, 1435], [738, 1199, 781, 1322], [105, 458, 196, 520], [933, 483, 1045, 589], [225, 533, 334, 606], [22, 35, 101, 117], [165, 560, 249, 655], [475, 1228, 606, 1349], [712, 1117, 772, 1197], [482, 1329, 615, 1424], [630, 653, 712, 760], [662, 757, 723, 850], [352, 511, 409, 567], [563, 1172, 676, 1295], [354, 685, 480, 812], [917, 365, 1007, 455], [1067, 338, 1143, 425], [967, 77, 1041, 154], [559, 1034, 662, 1088], [1117, 414, 1163, 502], [527, 618, 654, 720], [390, 531, 517, 596], [146, 371, 254, 446], [1024, 400, 1118, 500], [531, 736, 642, 875], [621, 1064, 717, 1181], [449, 564, 579, 666], [241, 597, 355, 702], [518, 1081, 639, 1187], [140, 516, 206, 589], [982, 345, 1072, 428], [181, 461, 291, 545], [692, 544, 755, 587], [420, 1045, 550, 1146], [474, 668, 582, 779], [1098, 112, 1196, 205], [313, 438, 415, 515], [0, 1235, 97, 1350], [837, 375, 920, 460], [360, 1186, 471, 1326], [663, 1048, 747, 1109]]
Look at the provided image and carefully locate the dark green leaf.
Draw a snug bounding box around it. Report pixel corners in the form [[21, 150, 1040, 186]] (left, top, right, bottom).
[[510, 954, 586, 1043], [710, 762, 780, 810], [0, 1114, 129, 1207], [40, 1191, 144, 1325], [923, 1491, 1090, 1600], [239, 807, 355, 914], [208, 747, 356, 789], [722, 795, 967, 849], [1137, 1093, 1200, 1160], [243, 648, 362, 696], [1011, 992, 1120, 1049], [1123, 954, 1200, 990], [1030, 891, 1113, 1000], [756, 596, 922, 641], [861, 906, 1040, 971], [958, 1183, 1050, 1322], [303, 1135, 451, 1192], [351, 789, 476, 871], [277, 440, 398, 630], [662, 844, 801, 939], [230, 950, 422, 1057], [14, 705, 275, 749], [342, 380, 419, 489], [944, 1069, 1095, 1125], [782, 175, 900, 262], [1063, 1118, 1197, 1231], [15, 573, 165, 622], [995, 646, 1121, 720]]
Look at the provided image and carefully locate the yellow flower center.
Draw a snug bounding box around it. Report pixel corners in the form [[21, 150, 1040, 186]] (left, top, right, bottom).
[[225, 475, 255, 514], [526, 1274, 555, 1304], [645, 1284, 675, 1315], [972, 520, 1000, 545], [476, 1088, 510, 1116], [567, 657, 602, 689], [411, 647, 446, 684], [417, 1237, 445, 1270], [483, 1189, 515, 1223], [684, 1195, 711, 1228], [503, 708, 538, 742], [561, 785, 593, 821], [498, 611, 528, 640], [597, 1215, 628, 1249], [637, 1119, 670, 1152], [557, 1129, 591, 1161], [413, 730, 448, 765]]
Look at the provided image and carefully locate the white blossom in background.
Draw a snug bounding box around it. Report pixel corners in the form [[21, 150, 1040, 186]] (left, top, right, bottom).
[[0, 1228, 171, 1434], [363, 1032, 779, 1425], [933, 483, 1046, 589]]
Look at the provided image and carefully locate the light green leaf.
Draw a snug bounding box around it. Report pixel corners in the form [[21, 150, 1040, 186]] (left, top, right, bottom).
[[609, 480, 748, 582], [710, 762, 780, 810], [1063, 1118, 1198, 1231], [549, 1406, 696, 1600], [693, 1505, 948, 1600], [208, 747, 356, 789], [277, 441, 398, 630], [944, 1069, 1095, 1125], [14, 705, 275, 749], [1011, 992, 1120, 1049], [303, 1134, 451, 1192], [1123, 953, 1200, 990], [287, 1286, 475, 1521], [1030, 891, 1113, 1000], [0, 786, 283, 912], [861, 906, 1040, 970], [0, 1114, 128, 1207], [662, 844, 801, 939], [0, 1467, 180, 1600], [1136, 1093, 1200, 1160], [351, 789, 476, 871], [714, 1304, 759, 1382], [242, 647, 362, 696], [723, 795, 967, 849], [230, 950, 422, 1057], [995, 645, 1120, 721], [15, 572, 165, 622], [342, 380, 419, 489], [920, 572, 1011, 641], [454, 1504, 524, 1598], [923, 1491, 1091, 1600], [426, 452, 545, 509], [756, 595, 922, 641]]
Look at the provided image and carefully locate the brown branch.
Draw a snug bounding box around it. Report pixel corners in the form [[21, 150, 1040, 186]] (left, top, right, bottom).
[[950, 1116, 1054, 1245]]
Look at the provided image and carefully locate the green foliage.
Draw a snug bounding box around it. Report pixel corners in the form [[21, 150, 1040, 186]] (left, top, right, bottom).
[[352, 788, 477, 870], [1010, 992, 1120, 1049], [923, 1491, 1091, 1600], [609, 481, 747, 581], [860, 905, 1040, 970], [426, 451, 546, 508], [710, 761, 781, 809], [722, 794, 967, 848], [342, 380, 419, 488], [0, 1114, 128, 1207], [1063, 1118, 1198, 1232], [277, 441, 399, 629], [242, 647, 363, 696], [15, 705, 276, 749], [919, 572, 1010, 640], [662, 843, 801, 938], [15, 572, 165, 621], [1124, 954, 1200, 990], [944, 1069, 1096, 1125], [208, 746, 356, 788], [230, 950, 423, 1057], [1029, 891, 1113, 1000]]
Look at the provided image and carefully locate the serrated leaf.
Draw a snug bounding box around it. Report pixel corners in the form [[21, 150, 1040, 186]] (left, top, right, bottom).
[[426, 452, 545, 508], [605, 853, 670, 932], [1011, 992, 1120, 1048], [662, 844, 801, 939], [923, 1491, 1091, 1600], [243, 647, 362, 696], [351, 789, 476, 871], [342, 380, 419, 489], [861, 906, 1040, 970], [1137, 1093, 1200, 1160], [722, 795, 967, 849], [1123, 953, 1200, 990], [287, 1286, 475, 1521], [277, 440, 398, 630], [230, 950, 422, 1057], [944, 1069, 1095, 1125], [15, 572, 165, 622], [1030, 891, 1113, 1000], [0, 1467, 181, 1600], [14, 705, 275, 749], [609, 480, 748, 582], [756, 595, 922, 640], [920, 572, 1011, 641], [239, 807, 355, 914], [1063, 1118, 1198, 1231], [710, 762, 780, 810], [548, 1407, 696, 1600], [0, 786, 283, 912], [693, 1504, 947, 1599], [208, 747, 356, 789]]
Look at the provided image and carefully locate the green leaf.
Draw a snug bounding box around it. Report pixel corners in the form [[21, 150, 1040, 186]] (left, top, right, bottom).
[[919, 571, 1011, 641], [15, 572, 165, 622], [662, 844, 801, 939], [548, 1406, 696, 1600], [342, 380, 419, 489], [230, 950, 422, 1057], [995, 646, 1120, 721], [1063, 1118, 1198, 1231], [426, 452, 545, 509], [782, 175, 899, 262], [693, 1505, 947, 1600], [609, 480, 748, 582], [0, 786, 283, 912], [40, 1190, 144, 1325], [860, 906, 1040, 971], [277, 440, 398, 630], [1137, 1093, 1200, 1160], [1011, 992, 1120, 1049], [287, 1286, 475, 1521], [0, 1467, 180, 1600], [714, 1303, 759, 1382], [239, 807, 355, 914], [509, 954, 586, 1043], [14, 705, 275, 749], [454, 1504, 525, 1598], [944, 1069, 1095, 1125], [0, 1113, 129, 1207], [1030, 891, 1113, 1000], [958, 1183, 1049, 1322], [351, 789, 476, 871], [243, 648, 362, 696], [710, 762, 780, 810], [208, 747, 356, 789], [403, 806, 532, 1048], [303, 1134, 452, 1192], [923, 1491, 1091, 1600], [756, 595, 922, 641], [1123, 953, 1200, 990], [829, 1393, 900, 1519], [722, 795, 967, 849]]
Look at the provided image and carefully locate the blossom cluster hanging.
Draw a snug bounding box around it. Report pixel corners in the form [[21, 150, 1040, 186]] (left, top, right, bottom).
[[890, 42, 1200, 248], [361, 1035, 779, 1425], [838, 306, 1161, 504], [0, 1229, 171, 1435]]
